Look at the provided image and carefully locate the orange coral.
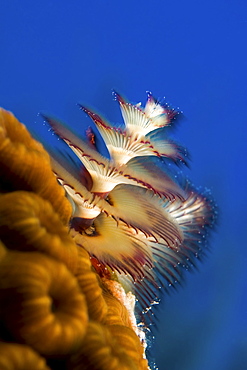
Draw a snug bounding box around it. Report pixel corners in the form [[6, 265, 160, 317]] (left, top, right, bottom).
[[0, 191, 78, 273], [102, 283, 134, 328], [0, 342, 50, 370], [0, 251, 88, 355], [0, 108, 72, 224], [0, 241, 7, 262], [68, 322, 148, 370], [75, 246, 108, 322]]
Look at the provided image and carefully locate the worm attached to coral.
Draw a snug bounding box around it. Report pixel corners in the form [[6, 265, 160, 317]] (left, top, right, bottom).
[[42, 92, 216, 319]]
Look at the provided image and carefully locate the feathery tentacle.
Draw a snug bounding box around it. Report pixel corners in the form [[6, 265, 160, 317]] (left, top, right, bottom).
[[42, 92, 216, 321]]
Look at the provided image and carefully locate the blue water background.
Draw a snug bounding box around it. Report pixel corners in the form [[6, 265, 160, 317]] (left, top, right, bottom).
[[1, 1, 247, 369]]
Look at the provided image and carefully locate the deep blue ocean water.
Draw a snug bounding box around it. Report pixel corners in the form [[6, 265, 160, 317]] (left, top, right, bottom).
[[1, 1, 247, 369]]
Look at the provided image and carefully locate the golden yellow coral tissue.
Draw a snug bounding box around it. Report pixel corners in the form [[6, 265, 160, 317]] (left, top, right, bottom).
[[0, 90, 216, 370], [0, 108, 72, 224]]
